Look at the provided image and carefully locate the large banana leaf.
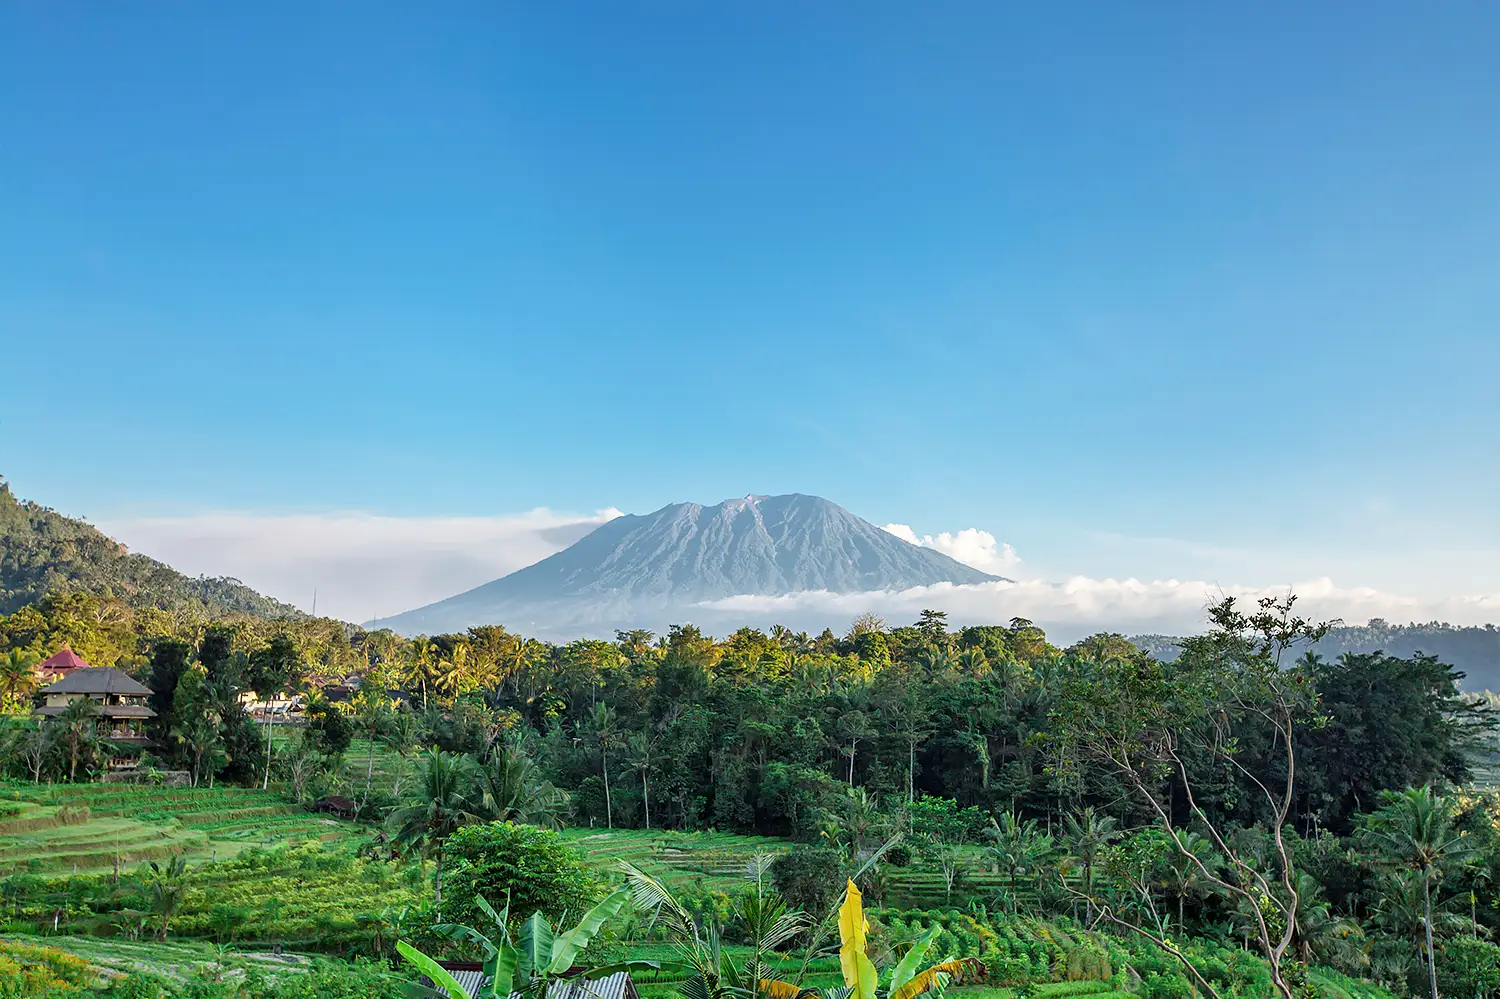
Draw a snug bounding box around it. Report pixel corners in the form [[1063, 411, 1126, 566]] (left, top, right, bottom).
[[549, 889, 629, 973], [889, 959, 983, 999], [885, 925, 940, 999], [397, 940, 472, 999], [836, 880, 877, 999], [518, 911, 556, 979]]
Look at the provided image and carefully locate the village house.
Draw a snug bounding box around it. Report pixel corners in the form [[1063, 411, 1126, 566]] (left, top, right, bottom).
[[34, 666, 157, 754]]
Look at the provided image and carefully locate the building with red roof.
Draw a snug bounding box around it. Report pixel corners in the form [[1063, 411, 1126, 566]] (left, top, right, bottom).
[[36, 645, 91, 683]]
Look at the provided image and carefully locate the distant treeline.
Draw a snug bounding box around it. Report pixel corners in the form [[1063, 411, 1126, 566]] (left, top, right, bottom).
[[1135, 618, 1500, 690]]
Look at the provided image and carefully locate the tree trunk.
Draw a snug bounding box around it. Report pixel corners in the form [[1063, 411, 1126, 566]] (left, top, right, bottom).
[[642, 773, 651, 830], [602, 750, 612, 828], [363, 738, 376, 813], [434, 847, 444, 919], [262, 712, 272, 790], [848, 739, 856, 785], [908, 741, 915, 803], [1178, 893, 1185, 934], [1425, 874, 1439, 999]]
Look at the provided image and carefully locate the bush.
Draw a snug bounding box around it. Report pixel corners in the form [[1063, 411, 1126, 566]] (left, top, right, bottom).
[[1438, 936, 1500, 999], [770, 845, 845, 919], [443, 821, 603, 927]]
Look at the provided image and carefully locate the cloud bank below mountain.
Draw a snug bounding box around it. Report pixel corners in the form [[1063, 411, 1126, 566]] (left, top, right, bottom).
[[101, 508, 1497, 641], [698, 576, 1500, 642]]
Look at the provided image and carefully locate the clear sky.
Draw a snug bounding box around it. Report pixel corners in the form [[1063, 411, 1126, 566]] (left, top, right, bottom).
[[2, 3, 1497, 624]]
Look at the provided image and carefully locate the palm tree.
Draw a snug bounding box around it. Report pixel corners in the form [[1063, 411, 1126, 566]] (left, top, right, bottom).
[[147, 856, 188, 941], [1156, 830, 1218, 933], [1289, 873, 1367, 973], [386, 749, 485, 917], [1362, 786, 1474, 999], [56, 697, 99, 781], [588, 703, 621, 828], [627, 731, 659, 829], [622, 859, 807, 999], [1061, 807, 1121, 924], [477, 738, 569, 828], [0, 649, 39, 710], [987, 811, 1054, 914]]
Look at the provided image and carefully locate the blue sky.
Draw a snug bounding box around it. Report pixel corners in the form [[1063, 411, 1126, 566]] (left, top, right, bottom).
[[2, 3, 1497, 621]]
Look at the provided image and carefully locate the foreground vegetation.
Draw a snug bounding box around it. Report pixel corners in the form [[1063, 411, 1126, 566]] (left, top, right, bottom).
[[2, 573, 1498, 997]]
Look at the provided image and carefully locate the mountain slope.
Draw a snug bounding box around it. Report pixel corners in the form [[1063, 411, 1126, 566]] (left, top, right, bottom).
[[0, 478, 302, 619], [373, 494, 1000, 635]]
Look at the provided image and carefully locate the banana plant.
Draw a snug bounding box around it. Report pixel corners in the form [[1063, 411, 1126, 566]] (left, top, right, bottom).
[[828, 879, 982, 999], [399, 888, 672, 999], [622, 858, 808, 999]]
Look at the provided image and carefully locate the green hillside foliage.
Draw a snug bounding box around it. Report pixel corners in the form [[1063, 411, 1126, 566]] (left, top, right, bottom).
[[0, 477, 301, 620]]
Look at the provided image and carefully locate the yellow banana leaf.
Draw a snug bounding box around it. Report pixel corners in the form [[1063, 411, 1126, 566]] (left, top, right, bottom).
[[758, 979, 803, 999], [889, 959, 985, 999], [837, 879, 878, 999]]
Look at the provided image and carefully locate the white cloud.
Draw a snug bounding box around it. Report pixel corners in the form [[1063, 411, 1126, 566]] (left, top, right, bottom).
[[698, 577, 1500, 644], [884, 523, 1024, 576], [99, 508, 622, 623]]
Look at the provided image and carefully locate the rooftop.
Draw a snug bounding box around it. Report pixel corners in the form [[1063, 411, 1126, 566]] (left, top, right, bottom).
[[38, 667, 153, 698]]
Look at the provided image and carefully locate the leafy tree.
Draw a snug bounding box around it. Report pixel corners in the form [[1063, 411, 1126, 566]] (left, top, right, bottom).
[[1051, 594, 1327, 999], [771, 846, 845, 920], [247, 633, 307, 789], [442, 821, 603, 928]]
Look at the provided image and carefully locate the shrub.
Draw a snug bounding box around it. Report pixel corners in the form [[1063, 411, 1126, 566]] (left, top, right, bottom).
[[770, 845, 845, 919], [1437, 937, 1500, 999], [443, 821, 602, 927]]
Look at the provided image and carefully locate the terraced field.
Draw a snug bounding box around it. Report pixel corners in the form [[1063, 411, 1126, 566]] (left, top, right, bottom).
[[4, 933, 315, 981], [560, 827, 794, 892], [0, 782, 365, 874]]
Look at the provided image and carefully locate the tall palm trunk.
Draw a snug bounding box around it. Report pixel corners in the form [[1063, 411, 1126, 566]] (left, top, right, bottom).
[[1424, 874, 1438, 999], [602, 749, 612, 828], [434, 846, 444, 919], [642, 772, 651, 830], [848, 739, 856, 784], [262, 712, 273, 790], [908, 742, 915, 803], [362, 735, 377, 812]]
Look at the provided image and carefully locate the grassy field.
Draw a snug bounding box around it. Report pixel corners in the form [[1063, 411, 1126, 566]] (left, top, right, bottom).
[[0, 782, 364, 875]]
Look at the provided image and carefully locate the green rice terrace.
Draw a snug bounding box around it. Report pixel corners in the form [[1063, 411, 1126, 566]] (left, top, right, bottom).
[[0, 781, 363, 875]]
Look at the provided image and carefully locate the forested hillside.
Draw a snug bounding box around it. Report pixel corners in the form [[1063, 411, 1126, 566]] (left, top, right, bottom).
[[0, 477, 301, 619], [1135, 619, 1500, 690]]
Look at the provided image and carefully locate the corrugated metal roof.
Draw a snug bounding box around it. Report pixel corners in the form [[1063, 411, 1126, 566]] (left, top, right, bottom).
[[545, 972, 636, 999], [427, 969, 637, 999]]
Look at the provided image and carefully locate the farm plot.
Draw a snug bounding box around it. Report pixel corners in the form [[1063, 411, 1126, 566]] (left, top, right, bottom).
[[559, 828, 793, 892], [0, 782, 365, 874]]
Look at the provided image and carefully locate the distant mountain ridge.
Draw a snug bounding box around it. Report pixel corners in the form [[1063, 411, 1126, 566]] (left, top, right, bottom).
[[0, 478, 302, 619], [372, 493, 1000, 635], [1132, 621, 1500, 692]]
